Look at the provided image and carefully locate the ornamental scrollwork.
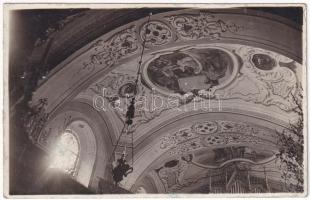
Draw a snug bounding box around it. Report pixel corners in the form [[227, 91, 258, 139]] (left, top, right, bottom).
[[155, 157, 190, 192], [218, 45, 299, 111], [216, 120, 260, 135], [191, 121, 218, 135], [25, 98, 49, 143], [160, 128, 195, 149], [88, 71, 169, 132], [81, 26, 139, 74], [165, 12, 242, 41], [140, 20, 173, 48], [83, 44, 301, 133], [158, 120, 277, 155]]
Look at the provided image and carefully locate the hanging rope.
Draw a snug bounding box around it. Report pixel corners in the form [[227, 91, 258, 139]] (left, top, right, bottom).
[[109, 12, 152, 162], [131, 127, 134, 166], [109, 12, 152, 186], [135, 13, 152, 86], [130, 12, 152, 167], [108, 123, 128, 163]]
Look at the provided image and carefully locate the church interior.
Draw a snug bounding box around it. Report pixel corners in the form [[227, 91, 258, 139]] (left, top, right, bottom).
[[8, 7, 305, 195]]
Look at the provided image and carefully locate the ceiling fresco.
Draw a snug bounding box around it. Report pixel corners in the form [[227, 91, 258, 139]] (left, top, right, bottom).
[[31, 9, 302, 113], [127, 118, 286, 193], [26, 9, 304, 194], [32, 40, 301, 191], [77, 43, 301, 136], [145, 47, 234, 94]]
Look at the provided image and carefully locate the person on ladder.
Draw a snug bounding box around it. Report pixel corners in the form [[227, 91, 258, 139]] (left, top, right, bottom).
[[111, 12, 152, 187], [125, 97, 135, 125], [112, 151, 133, 186], [112, 97, 135, 186]]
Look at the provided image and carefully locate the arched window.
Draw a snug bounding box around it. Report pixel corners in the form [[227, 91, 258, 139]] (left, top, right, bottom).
[[49, 130, 79, 176]]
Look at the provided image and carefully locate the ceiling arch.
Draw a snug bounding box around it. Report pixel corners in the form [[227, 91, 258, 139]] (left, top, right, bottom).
[[66, 120, 96, 187], [31, 8, 302, 114], [28, 8, 303, 193], [120, 112, 284, 191], [36, 100, 117, 191]]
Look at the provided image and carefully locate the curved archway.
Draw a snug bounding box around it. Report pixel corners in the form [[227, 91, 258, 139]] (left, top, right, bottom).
[[66, 120, 96, 187], [39, 100, 116, 191], [123, 111, 286, 192], [22, 8, 304, 194]]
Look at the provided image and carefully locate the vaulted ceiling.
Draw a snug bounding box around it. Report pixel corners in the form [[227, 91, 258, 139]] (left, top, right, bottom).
[[26, 8, 303, 193]]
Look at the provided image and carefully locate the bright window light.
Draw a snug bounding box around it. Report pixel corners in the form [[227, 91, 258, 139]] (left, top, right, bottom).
[[49, 130, 79, 176]]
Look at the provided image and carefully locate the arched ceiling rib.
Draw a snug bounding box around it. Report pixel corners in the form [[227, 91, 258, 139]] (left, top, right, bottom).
[[31, 9, 302, 113], [29, 8, 303, 193]]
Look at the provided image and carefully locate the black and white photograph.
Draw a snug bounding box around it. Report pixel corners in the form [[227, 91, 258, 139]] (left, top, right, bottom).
[[3, 3, 307, 197]]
